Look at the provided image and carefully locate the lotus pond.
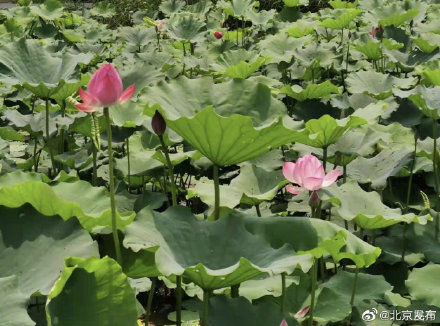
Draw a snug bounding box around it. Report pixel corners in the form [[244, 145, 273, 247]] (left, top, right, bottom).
[[1, 0, 440, 325]]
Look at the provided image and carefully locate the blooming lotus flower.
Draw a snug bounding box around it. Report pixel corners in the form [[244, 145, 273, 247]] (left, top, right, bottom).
[[280, 319, 288, 326], [283, 155, 341, 195], [214, 31, 223, 39], [370, 26, 384, 38], [75, 64, 135, 113]]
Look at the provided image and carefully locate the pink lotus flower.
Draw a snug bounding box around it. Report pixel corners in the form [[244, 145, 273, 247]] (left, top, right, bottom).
[[75, 64, 136, 113], [283, 155, 341, 195], [370, 26, 384, 38], [280, 319, 288, 326], [214, 31, 223, 39]]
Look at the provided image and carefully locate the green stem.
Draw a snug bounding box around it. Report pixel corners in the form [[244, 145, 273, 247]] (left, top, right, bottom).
[[350, 267, 359, 307], [281, 272, 286, 313], [159, 135, 178, 206], [126, 138, 131, 190], [231, 284, 240, 298], [145, 277, 157, 325], [343, 165, 347, 183], [176, 276, 182, 326], [201, 289, 211, 326], [45, 99, 56, 177], [104, 107, 122, 264], [92, 143, 97, 186], [213, 164, 220, 220], [182, 40, 186, 56], [308, 258, 317, 326], [33, 136, 38, 172], [433, 121, 440, 240], [255, 204, 261, 217], [322, 146, 328, 171]]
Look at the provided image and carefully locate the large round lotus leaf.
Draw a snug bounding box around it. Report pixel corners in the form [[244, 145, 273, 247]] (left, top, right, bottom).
[[379, 8, 419, 27], [142, 76, 286, 126], [222, 57, 269, 79], [258, 33, 311, 64], [207, 296, 298, 326], [243, 215, 381, 268], [0, 171, 135, 232], [406, 264, 440, 307], [319, 9, 362, 29], [321, 181, 431, 229], [291, 114, 367, 148], [355, 40, 383, 60], [408, 86, 440, 119], [0, 276, 34, 326], [0, 39, 92, 98], [31, 0, 64, 21], [123, 206, 311, 290], [46, 256, 138, 326], [166, 13, 206, 42], [280, 81, 340, 102], [0, 206, 98, 296]]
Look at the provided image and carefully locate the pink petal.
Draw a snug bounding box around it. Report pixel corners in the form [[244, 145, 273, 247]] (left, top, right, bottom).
[[322, 169, 341, 187], [302, 177, 324, 191], [302, 155, 325, 180], [75, 103, 98, 113], [282, 162, 296, 183], [118, 84, 136, 104], [295, 306, 310, 319], [280, 319, 288, 326], [78, 88, 99, 106], [286, 185, 304, 194], [88, 64, 123, 106]]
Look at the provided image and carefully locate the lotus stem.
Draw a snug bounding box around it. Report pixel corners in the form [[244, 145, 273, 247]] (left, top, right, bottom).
[[145, 277, 157, 325], [92, 144, 97, 186], [322, 146, 328, 171], [281, 272, 286, 313], [176, 275, 182, 326], [433, 121, 440, 240], [308, 258, 317, 326], [213, 164, 220, 220], [201, 289, 211, 326], [33, 136, 38, 172], [126, 138, 131, 190], [159, 135, 178, 206], [104, 107, 122, 265], [349, 267, 359, 307], [231, 283, 240, 298], [45, 99, 56, 177], [255, 204, 261, 217]]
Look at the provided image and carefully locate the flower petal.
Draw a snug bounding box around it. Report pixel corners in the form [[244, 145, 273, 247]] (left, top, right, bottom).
[[322, 169, 341, 187], [286, 185, 304, 194], [302, 177, 324, 191], [118, 84, 136, 104], [75, 103, 98, 113], [88, 64, 123, 106], [78, 88, 99, 106], [282, 162, 296, 182]]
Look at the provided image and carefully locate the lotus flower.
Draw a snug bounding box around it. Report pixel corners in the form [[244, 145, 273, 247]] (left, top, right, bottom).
[[280, 319, 288, 326], [214, 31, 223, 39], [283, 155, 341, 195], [370, 26, 384, 38], [75, 64, 135, 113]]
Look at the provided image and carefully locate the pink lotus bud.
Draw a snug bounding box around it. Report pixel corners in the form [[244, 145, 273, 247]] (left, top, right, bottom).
[[295, 306, 310, 319], [308, 190, 320, 209], [283, 155, 341, 195], [152, 110, 166, 136], [75, 64, 135, 113], [280, 319, 288, 326], [370, 25, 384, 38], [214, 31, 223, 39]]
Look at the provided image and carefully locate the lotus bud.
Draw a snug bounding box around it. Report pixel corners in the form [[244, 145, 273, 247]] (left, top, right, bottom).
[[280, 319, 288, 326], [214, 31, 223, 39], [308, 190, 320, 210], [152, 110, 166, 136], [295, 306, 310, 319]]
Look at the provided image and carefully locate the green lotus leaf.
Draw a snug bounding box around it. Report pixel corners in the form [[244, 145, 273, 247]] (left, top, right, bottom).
[[291, 114, 367, 148], [412, 37, 438, 54], [142, 77, 286, 126], [166, 13, 206, 42], [355, 41, 382, 60], [238, 274, 298, 300], [208, 296, 298, 326], [123, 206, 312, 290], [31, 0, 64, 21], [0, 127, 25, 142], [408, 86, 440, 119], [244, 215, 381, 268], [51, 74, 90, 103], [4, 18, 22, 37], [61, 29, 84, 43], [346, 148, 413, 189], [379, 8, 419, 27], [280, 81, 340, 101], [0, 39, 92, 98], [329, 0, 357, 9], [406, 264, 440, 307], [286, 25, 315, 38], [382, 38, 404, 50], [0, 206, 98, 296], [321, 271, 392, 305], [90, 1, 116, 18], [219, 0, 257, 18], [160, 0, 185, 15], [283, 0, 308, 6], [420, 69, 440, 86], [46, 256, 138, 326], [119, 27, 156, 47], [319, 9, 362, 30], [0, 171, 136, 232], [321, 181, 431, 229], [165, 106, 294, 166], [223, 57, 269, 79], [258, 32, 311, 64], [0, 276, 34, 326], [346, 71, 416, 99], [55, 148, 93, 170]]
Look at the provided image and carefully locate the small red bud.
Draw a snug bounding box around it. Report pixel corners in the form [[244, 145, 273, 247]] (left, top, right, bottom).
[[152, 110, 166, 136], [214, 31, 223, 39]]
